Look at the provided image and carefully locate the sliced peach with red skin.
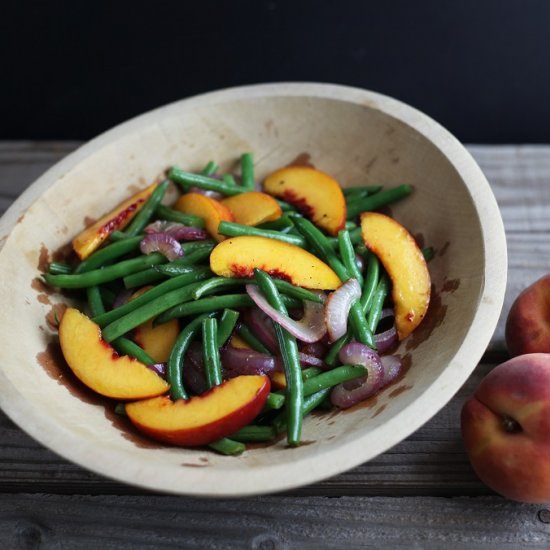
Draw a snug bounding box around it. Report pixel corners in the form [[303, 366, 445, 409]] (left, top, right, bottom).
[[174, 192, 234, 242], [210, 236, 341, 290], [125, 375, 271, 446], [221, 192, 282, 226], [360, 212, 430, 340], [263, 166, 346, 236], [229, 333, 253, 350], [130, 287, 179, 363], [59, 308, 169, 399], [73, 183, 157, 260], [270, 372, 287, 390]]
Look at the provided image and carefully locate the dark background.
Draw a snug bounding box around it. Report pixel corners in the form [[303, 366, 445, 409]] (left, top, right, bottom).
[[2, 0, 549, 142]]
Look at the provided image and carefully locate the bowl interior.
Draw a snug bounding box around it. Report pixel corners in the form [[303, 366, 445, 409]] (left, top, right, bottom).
[[0, 85, 504, 496]]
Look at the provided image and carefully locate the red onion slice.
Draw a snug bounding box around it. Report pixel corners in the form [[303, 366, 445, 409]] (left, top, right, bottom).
[[330, 342, 384, 409], [300, 341, 328, 359], [220, 346, 279, 376], [325, 278, 362, 342], [145, 363, 166, 377], [374, 308, 398, 354], [246, 285, 326, 343], [298, 352, 325, 368], [144, 221, 208, 241], [243, 309, 278, 353], [381, 355, 403, 386], [140, 233, 183, 261], [182, 342, 208, 395]]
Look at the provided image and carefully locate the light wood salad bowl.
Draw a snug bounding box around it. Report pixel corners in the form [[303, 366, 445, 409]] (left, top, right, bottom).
[[0, 83, 507, 496]]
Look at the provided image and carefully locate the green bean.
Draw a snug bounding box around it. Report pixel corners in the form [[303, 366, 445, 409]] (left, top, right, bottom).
[[302, 365, 367, 396], [218, 221, 306, 247], [360, 253, 380, 312], [154, 204, 205, 228], [93, 267, 211, 327], [192, 276, 324, 304], [99, 286, 117, 310], [338, 229, 363, 286], [346, 184, 412, 219], [344, 221, 357, 230], [240, 152, 255, 190], [230, 425, 275, 442], [324, 332, 352, 367], [276, 199, 297, 212], [112, 337, 156, 365], [123, 180, 170, 237], [208, 438, 245, 455], [348, 227, 363, 246], [75, 236, 143, 274], [272, 388, 331, 435], [257, 214, 295, 232], [114, 403, 127, 416], [368, 275, 390, 333], [236, 324, 272, 355], [202, 318, 223, 387], [168, 312, 215, 401], [153, 264, 200, 278], [123, 246, 213, 288], [254, 269, 303, 446], [264, 392, 285, 410], [169, 167, 244, 196], [87, 286, 105, 317], [222, 174, 237, 186], [349, 302, 376, 349], [216, 309, 240, 347], [48, 262, 73, 275], [302, 367, 323, 380], [44, 253, 167, 289], [343, 185, 383, 197], [109, 230, 129, 242], [201, 160, 218, 176], [101, 279, 211, 342], [422, 246, 435, 262]]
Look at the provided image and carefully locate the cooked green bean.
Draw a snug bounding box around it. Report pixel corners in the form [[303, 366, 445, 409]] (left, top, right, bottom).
[[264, 392, 285, 410], [230, 425, 275, 442], [168, 312, 215, 400], [367, 275, 390, 333], [123, 246, 213, 288], [422, 246, 435, 262], [257, 214, 295, 232], [112, 337, 156, 365], [236, 324, 272, 355], [123, 180, 170, 237], [153, 264, 199, 278], [93, 267, 211, 327], [201, 160, 218, 176], [169, 167, 244, 196], [202, 318, 223, 387], [192, 276, 324, 304], [154, 204, 205, 228], [48, 262, 73, 275], [338, 229, 363, 286], [346, 184, 412, 219], [360, 253, 380, 312], [75, 236, 143, 274], [343, 185, 383, 197], [344, 221, 357, 230], [254, 269, 303, 446], [101, 279, 211, 342], [223, 174, 237, 186], [44, 253, 167, 289], [302, 367, 323, 380], [87, 286, 105, 317], [302, 365, 367, 396], [240, 152, 255, 190], [324, 332, 352, 367], [216, 309, 240, 347], [208, 438, 245, 455], [276, 199, 297, 212], [218, 221, 306, 247]]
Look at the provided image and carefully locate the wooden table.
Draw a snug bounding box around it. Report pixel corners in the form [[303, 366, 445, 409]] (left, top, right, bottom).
[[1, 143, 549, 548]]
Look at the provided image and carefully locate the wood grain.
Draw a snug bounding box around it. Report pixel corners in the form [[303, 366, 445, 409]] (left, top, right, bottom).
[[0, 142, 549, 546]]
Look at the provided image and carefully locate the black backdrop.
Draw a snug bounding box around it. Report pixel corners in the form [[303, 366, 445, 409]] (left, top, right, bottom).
[[2, 0, 549, 142]]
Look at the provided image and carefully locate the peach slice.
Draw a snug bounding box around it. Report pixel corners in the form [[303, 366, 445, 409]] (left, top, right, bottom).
[[229, 334, 253, 350], [174, 192, 234, 242], [125, 375, 271, 446], [360, 212, 430, 340], [221, 192, 282, 226], [270, 372, 287, 390], [73, 182, 157, 260], [263, 166, 346, 235], [210, 236, 341, 290], [130, 287, 180, 363], [59, 308, 169, 399]]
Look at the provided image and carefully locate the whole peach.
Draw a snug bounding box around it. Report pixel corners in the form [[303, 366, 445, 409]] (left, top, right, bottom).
[[505, 274, 550, 356], [461, 353, 550, 503]]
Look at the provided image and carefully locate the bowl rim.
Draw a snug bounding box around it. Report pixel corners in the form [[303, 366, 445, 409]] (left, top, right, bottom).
[[0, 82, 507, 497]]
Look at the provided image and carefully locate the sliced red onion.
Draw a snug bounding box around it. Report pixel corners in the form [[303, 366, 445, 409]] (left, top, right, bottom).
[[182, 342, 208, 395], [325, 278, 362, 342], [144, 221, 208, 241], [381, 355, 403, 386], [298, 352, 325, 368], [355, 253, 365, 272], [112, 288, 133, 310], [140, 233, 183, 261], [145, 363, 166, 378], [374, 308, 398, 354], [243, 309, 278, 353], [220, 346, 279, 376], [300, 341, 328, 359], [246, 285, 326, 343], [330, 342, 384, 409], [188, 187, 224, 200]]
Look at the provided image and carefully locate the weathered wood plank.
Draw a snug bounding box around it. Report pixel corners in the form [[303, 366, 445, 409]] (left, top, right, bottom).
[[0, 493, 548, 549]]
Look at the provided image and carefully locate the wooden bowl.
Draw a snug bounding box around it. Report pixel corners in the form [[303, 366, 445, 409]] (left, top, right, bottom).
[[0, 83, 507, 496]]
